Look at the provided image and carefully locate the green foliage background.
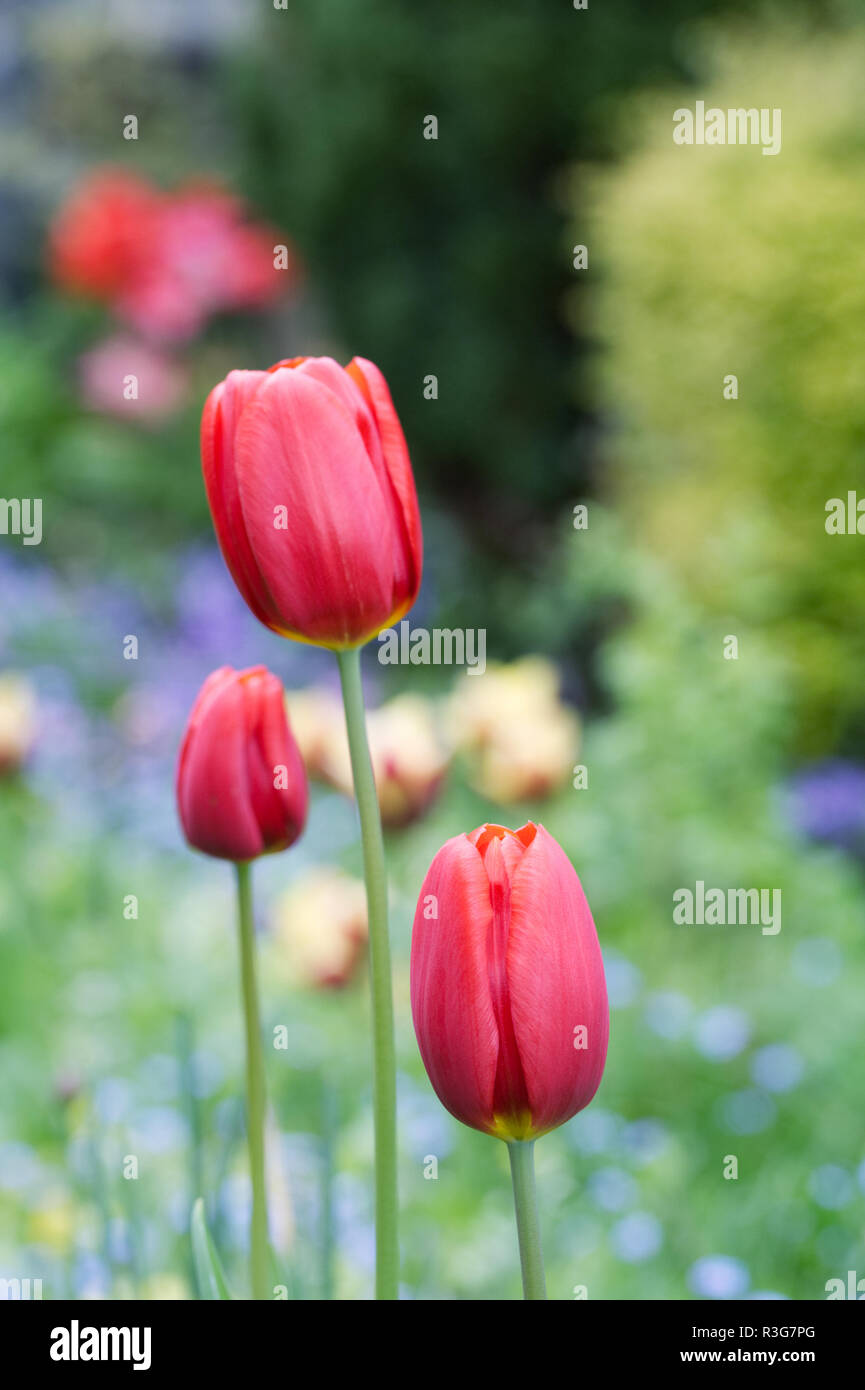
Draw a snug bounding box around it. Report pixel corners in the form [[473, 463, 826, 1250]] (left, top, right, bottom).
[[584, 21, 865, 754], [0, 3, 863, 1301]]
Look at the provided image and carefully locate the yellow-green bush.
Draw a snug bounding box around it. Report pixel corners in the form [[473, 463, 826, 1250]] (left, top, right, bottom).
[[582, 22, 865, 753]]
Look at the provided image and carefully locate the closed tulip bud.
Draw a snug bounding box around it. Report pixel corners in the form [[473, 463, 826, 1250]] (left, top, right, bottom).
[[201, 355, 423, 649], [411, 822, 608, 1141], [177, 665, 307, 862]]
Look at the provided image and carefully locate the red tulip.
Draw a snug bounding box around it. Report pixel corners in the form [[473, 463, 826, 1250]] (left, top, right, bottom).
[[410, 822, 608, 1141], [201, 356, 422, 648], [176, 666, 307, 862]]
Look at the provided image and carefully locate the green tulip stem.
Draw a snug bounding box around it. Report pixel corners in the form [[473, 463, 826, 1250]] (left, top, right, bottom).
[[337, 645, 399, 1300], [235, 859, 269, 1301], [508, 1140, 547, 1300]]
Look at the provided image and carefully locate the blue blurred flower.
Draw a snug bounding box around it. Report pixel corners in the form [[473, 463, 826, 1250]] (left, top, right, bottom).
[[688, 1254, 749, 1299], [134, 1106, 188, 1155], [566, 1108, 624, 1156], [107, 1217, 133, 1265], [334, 1173, 375, 1275], [603, 951, 642, 1008], [694, 1006, 750, 1062], [808, 1165, 853, 1210], [93, 1078, 132, 1125], [750, 1044, 803, 1093], [0, 1140, 45, 1197], [73, 1250, 112, 1300], [644, 990, 693, 1040], [136, 1053, 179, 1102], [588, 1166, 637, 1212], [219, 1172, 252, 1253], [718, 1088, 776, 1135], [397, 1074, 455, 1162], [610, 1212, 662, 1263], [621, 1118, 670, 1165]]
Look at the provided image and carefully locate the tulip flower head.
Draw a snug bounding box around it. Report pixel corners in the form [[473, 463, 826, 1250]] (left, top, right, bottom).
[[201, 356, 422, 649], [177, 665, 307, 862], [411, 822, 608, 1142]]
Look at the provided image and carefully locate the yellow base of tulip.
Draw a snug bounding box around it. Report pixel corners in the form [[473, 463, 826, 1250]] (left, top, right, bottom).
[[271, 596, 419, 654], [490, 1110, 539, 1142]]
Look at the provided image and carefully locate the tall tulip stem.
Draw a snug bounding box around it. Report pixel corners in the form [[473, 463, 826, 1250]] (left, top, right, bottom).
[[336, 645, 399, 1300], [508, 1140, 547, 1300], [235, 859, 269, 1300]]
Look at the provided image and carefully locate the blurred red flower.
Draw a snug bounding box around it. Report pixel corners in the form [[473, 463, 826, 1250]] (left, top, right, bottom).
[[49, 169, 161, 299], [49, 169, 296, 341]]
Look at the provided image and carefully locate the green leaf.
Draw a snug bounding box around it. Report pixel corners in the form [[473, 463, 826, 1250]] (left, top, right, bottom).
[[191, 1198, 233, 1300]]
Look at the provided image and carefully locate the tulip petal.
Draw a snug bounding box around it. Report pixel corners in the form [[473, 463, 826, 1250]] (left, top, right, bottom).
[[410, 834, 500, 1134], [506, 826, 609, 1136], [294, 356, 385, 474], [177, 667, 264, 861], [244, 668, 307, 850], [482, 834, 532, 1129], [233, 369, 404, 646], [347, 356, 422, 616], [201, 370, 282, 631]]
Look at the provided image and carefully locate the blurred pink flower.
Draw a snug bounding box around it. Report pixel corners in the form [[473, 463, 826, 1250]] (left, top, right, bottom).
[[116, 184, 291, 341], [78, 334, 188, 422], [50, 169, 297, 342]]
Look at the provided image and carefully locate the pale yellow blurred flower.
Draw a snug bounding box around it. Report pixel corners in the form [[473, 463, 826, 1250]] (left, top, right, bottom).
[[271, 867, 367, 990], [28, 1194, 75, 1251], [284, 686, 344, 782], [142, 1274, 189, 1300], [0, 674, 36, 774], [287, 688, 448, 828], [446, 657, 580, 803]]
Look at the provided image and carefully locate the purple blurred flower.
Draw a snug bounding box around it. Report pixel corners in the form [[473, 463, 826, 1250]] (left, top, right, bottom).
[[784, 760, 865, 849], [0, 546, 337, 849]]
